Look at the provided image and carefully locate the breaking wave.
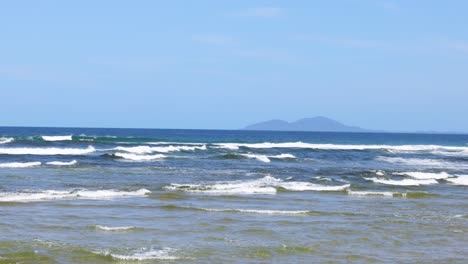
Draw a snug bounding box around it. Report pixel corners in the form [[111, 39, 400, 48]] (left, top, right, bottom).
[[365, 177, 438, 186], [164, 176, 350, 195], [0, 189, 151, 202], [446, 175, 468, 186], [162, 205, 311, 215], [393, 171, 451, 180], [0, 161, 42, 168], [114, 152, 166, 161], [46, 160, 78, 166], [0, 137, 14, 144], [93, 225, 137, 231], [41, 135, 73, 141], [214, 142, 468, 153], [94, 247, 180, 261], [375, 156, 459, 167], [0, 146, 95, 155], [114, 145, 206, 154]]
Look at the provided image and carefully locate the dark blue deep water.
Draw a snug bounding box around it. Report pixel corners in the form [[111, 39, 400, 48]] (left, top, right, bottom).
[[0, 127, 467, 263]]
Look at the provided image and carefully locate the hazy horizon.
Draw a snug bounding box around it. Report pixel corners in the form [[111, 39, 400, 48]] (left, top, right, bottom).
[[1, 1, 467, 131]]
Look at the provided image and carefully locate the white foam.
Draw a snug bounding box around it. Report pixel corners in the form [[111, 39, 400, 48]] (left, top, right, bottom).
[[375, 170, 385, 176], [98, 248, 180, 261], [0, 146, 95, 155], [214, 142, 468, 152], [240, 154, 271, 163], [188, 206, 310, 215], [0, 137, 14, 144], [271, 153, 296, 159], [94, 225, 136, 231], [46, 160, 78, 166], [41, 135, 73, 141], [446, 175, 468, 186], [0, 161, 41, 168], [0, 189, 150, 202], [365, 177, 438, 186], [165, 176, 349, 195], [394, 171, 451, 180], [114, 152, 166, 161], [376, 156, 456, 167], [240, 153, 296, 163], [347, 190, 396, 197], [114, 145, 206, 154]]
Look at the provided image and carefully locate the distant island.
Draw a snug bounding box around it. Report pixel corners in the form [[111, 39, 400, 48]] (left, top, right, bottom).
[[243, 116, 376, 132]]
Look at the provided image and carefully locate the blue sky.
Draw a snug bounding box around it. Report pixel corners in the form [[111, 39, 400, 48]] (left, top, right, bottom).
[[1, 0, 467, 132]]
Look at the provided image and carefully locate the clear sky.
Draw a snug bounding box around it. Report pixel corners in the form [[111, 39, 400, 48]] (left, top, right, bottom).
[[1, 0, 467, 132]]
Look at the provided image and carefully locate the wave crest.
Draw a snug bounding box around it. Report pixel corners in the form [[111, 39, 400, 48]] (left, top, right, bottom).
[[164, 176, 349, 195], [0, 146, 95, 155]]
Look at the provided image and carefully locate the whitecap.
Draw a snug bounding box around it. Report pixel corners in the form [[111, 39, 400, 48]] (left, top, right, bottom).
[[97, 247, 180, 261], [214, 142, 468, 153], [365, 177, 438, 186], [240, 154, 271, 163], [375, 156, 458, 167], [240, 153, 296, 163], [0, 137, 14, 144], [164, 176, 349, 195], [41, 135, 73, 141], [46, 160, 78, 166], [347, 190, 395, 197], [446, 175, 468, 186], [393, 171, 451, 180], [0, 189, 150, 202], [0, 161, 41, 168], [114, 145, 206, 154], [0, 146, 95, 155], [94, 225, 136, 231], [178, 206, 310, 215], [114, 152, 166, 161]]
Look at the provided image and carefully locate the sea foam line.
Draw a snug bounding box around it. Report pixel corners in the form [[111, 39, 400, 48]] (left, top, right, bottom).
[[0, 189, 151, 202], [164, 176, 350, 195], [114, 145, 206, 154], [0, 137, 14, 144], [365, 177, 438, 186], [0, 146, 95, 155], [94, 225, 137, 231], [114, 152, 166, 161], [46, 160, 78, 166], [393, 171, 451, 180], [41, 135, 73, 141], [0, 161, 42, 168], [95, 247, 180, 261], [214, 142, 468, 152], [240, 153, 295, 163]]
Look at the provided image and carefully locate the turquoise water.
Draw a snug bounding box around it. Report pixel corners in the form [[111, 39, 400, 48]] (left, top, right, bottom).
[[0, 127, 467, 263]]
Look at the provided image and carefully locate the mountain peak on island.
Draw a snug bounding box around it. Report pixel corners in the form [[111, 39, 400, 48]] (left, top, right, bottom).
[[243, 116, 373, 132]]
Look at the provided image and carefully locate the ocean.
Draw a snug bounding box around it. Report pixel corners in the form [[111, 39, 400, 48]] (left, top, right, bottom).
[[0, 127, 467, 263]]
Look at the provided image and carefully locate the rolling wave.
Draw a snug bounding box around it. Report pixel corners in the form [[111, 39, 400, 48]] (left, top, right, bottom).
[[393, 171, 451, 180], [164, 176, 349, 195], [114, 152, 166, 161], [0, 137, 14, 144], [41, 135, 72, 141], [114, 145, 206, 154], [0, 161, 41, 168], [93, 225, 137, 231], [0, 146, 95, 155], [365, 177, 438, 186], [446, 175, 468, 186], [94, 247, 180, 261], [162, 205, 311, 215], [46, 160, 78, 166], [214, 142, 468, 153], [0, 189, 150, 202]]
